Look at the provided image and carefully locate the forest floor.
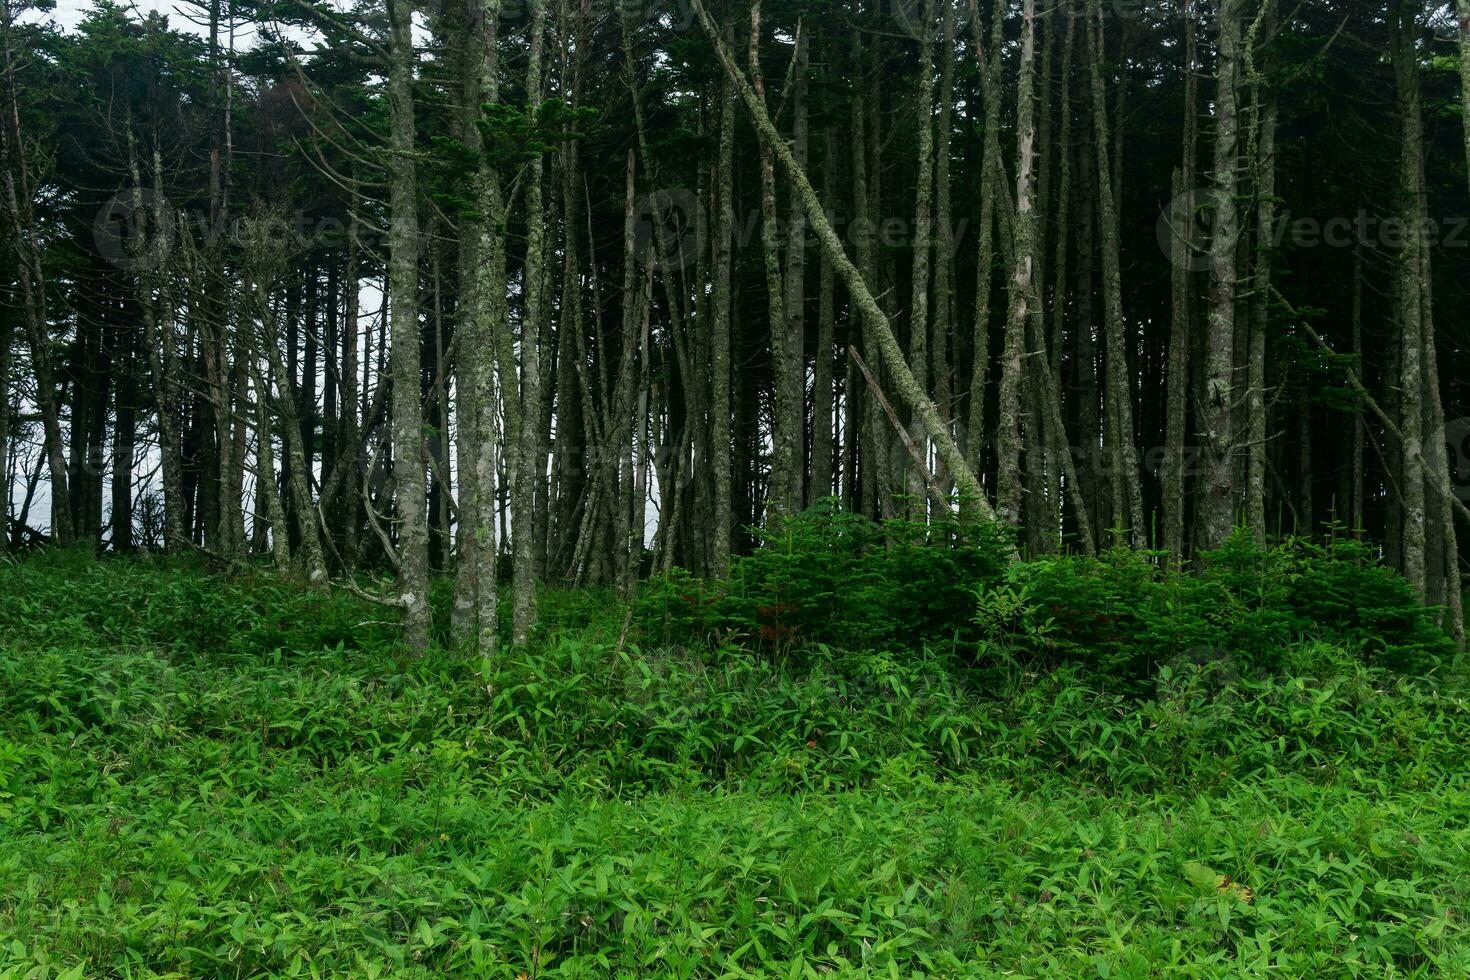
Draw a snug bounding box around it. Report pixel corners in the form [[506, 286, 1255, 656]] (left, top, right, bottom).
[[2, 554, 1469, 977]]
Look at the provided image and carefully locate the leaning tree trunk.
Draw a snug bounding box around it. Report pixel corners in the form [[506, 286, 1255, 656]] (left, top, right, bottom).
[[693, 0, 1001, 528]]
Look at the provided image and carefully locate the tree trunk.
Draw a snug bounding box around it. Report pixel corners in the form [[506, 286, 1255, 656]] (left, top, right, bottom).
[[997, 0, 1039, 529], [1392, 5, 1425, 597], [1086, 0, 1144, 545], [510, 0, 548, 643], [964, 0, 1003, 483], [810, 127, 837, 505], [750, 2, 795, 522], [782, 26, 808, 513], [387, 0, 432, 650], [1163, 0, 1198, 561], [931, 0, 959, 502], [709, 55, 736, 576], [1197, 0, 1243, 552], [905, 0, 937, 518]]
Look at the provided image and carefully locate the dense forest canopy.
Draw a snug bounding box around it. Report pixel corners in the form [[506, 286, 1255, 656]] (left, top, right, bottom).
[[1, 0, 1466, 650]]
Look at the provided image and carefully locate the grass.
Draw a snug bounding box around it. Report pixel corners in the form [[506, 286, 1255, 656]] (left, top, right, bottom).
[[2, 552, 1470, 977]]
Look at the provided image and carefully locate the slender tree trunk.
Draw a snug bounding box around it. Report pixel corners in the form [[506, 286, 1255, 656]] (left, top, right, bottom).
[[1046, 1, 1076, 389], [1460, 0, 1470, 195], [931, 0, 958, 502], [810, 127, 837, 506], [0, 254, 8, 551], [965, 0, 1003, 481], [1349, 244, 1364, 533], [997, 0, 1039, 528], [387, 0, 432, 649], [1086, 0, 1144, 544], [709, 57, 735, 576], [782, 26, 808, 512], [341, 203, 362, 569], [1244, 3, 1276, 541], [452, 0, 504, 651], [849, 28, 889, 519], [251, 363, 291, 572], [905, 0, 937, 518], [258, 293, 327, 584], [1163, 0, 1197, 561], [510, 0, 548, 642], [750, 2, 795, 521], [112, 319, 136, 552], [1197, 0, 1243, 552], [1392, 5, 1425, 597]]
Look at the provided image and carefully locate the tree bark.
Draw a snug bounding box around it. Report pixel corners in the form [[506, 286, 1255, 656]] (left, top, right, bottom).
[[1163, 0, 1198, 561], [1197, 0, 1243, 552], [387, 0, 432, 649], [709, 55, 736, 576], [905, 0, 937, 518], [810, 127, 837, 505], [1086, 0, 1145, 545], [997, 0, 1039, 528]]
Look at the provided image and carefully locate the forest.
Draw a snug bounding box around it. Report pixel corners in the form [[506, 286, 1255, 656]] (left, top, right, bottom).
[[3, 0, 1470, 974]]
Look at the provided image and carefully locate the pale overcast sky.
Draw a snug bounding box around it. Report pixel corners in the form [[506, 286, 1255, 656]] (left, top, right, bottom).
[[49, 0, 199, 31]]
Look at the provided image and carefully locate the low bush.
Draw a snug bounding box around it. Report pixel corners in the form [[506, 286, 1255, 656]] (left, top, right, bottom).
[[637, 503, 1012, 655], [640, 511, 1458, 690], [1000, 531, 1456, 691]]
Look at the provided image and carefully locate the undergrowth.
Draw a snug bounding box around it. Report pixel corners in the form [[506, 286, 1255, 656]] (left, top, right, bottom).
[[1, 547, 1468, 977]]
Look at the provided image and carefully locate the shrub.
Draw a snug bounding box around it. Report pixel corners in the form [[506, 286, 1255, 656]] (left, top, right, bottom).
[[991, 530, 1455, 690], [640, 516, 1455, 690], [637, 503, 1012, 656]]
